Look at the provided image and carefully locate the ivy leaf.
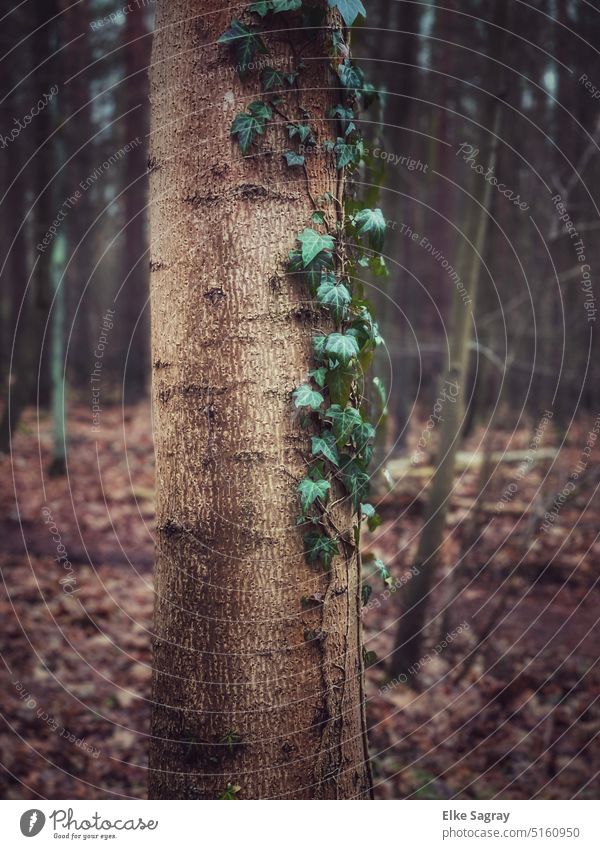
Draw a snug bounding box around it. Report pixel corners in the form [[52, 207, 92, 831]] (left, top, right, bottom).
[[327, 404, 362, 445], [363, 648, 378, 666], [261, 67, 285, 90], [312, 335, 327, 362], [373, 375, 388, 416], [317, 278, 351, 323], [283, 150, 305, 167], [354, 207, 386, 250], [373, 557, 394, 588], [311, 430, 340, 466], [288, 248, 334, 291], [230, 112, 264, 154], [337, 60, 364, 91], [217, 20, 266, 79], [287, 123, 315, 145], [298, 228, 335, 267], [304, 532, 339, 570], [247, 100, 272, 120], [353, 420, 376, 452], [361, 503, 382, 532], [324, 332, 360, 365], [334, 138, 357, 170], [272, 0, 302, 10], [361, 583, 372, 605], [327, 0, 366, 27], [309, 366, 327, 388], [298, 477, 330, 514], [339, 457, 370, 507], [311, 210, 326, 225], [293, 384, 324, 410], [249, 1, 271, 16], [328, 104, 356, 136], [326, 362, 355, 406]]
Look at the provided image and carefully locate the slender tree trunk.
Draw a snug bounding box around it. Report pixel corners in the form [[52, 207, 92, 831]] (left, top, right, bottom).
[[148, 1, 372, 800], [390, 103, 502, 680], [0, 1, 58, 451]]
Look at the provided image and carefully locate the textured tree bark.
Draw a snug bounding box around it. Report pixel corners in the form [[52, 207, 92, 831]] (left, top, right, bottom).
[[122, 5, 150, 403], [148, 0, 372, 799]]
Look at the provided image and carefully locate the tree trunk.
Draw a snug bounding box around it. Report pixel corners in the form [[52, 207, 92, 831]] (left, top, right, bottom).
[[122, 5, 150, 403], [148, 1, 372, 800], [390, 104, 502, 681]]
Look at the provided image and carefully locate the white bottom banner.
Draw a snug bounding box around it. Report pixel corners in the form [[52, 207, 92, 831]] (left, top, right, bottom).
[[0, 800, 598, 848]]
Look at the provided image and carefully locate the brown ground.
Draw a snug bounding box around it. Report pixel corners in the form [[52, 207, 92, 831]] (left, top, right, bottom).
[[0, 403, 598, 799]]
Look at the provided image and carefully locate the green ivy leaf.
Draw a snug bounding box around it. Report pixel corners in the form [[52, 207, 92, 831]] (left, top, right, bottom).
[[326, 362, 355, 406], [311, 210, 326, 225], [324, 332, 360, 365], [373, 376, 388, 415], [288, 248, 334, 291], [249, 1, 271, 16], [287, 123, 315, 145], [328, 104, 356, 136], [304, 531, 339, 570], [327, 404, 362, 445], [309, 366, 327, 388], [298, 228, 335, 267], [363, 648, 378, 666], [260, 67, 285, 90], [230, 112, 264, 154], [353, 420, 376, 452], [334, 138, 357, 170], [354, 207, 386, 250], [271, 0, 302, 11], [283, 150, 305, 166], [339, 456, 370, 507], [311, 430, 340, 466], [361, 503, 382, 532], [217, 20, 266, 78], [312, 335, 327, 362], [317, 278, 351, 323], [337, 60, 364, 91], [293, 384, 324, 410], [373, 557, 393, 588], [327, 0, 366, 27], [298, 477, 330, 514], [247, 100, 272, 120]]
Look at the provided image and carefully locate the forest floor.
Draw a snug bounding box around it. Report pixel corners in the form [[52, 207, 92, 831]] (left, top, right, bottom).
[[0, 402, 599, 799]]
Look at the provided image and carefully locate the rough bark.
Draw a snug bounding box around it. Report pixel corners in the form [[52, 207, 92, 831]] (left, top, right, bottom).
[[148, 1, 372, 800], [122, 5, 150, 402]]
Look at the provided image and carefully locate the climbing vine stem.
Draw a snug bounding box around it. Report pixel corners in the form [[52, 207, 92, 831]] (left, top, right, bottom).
[[218, 0, 389, 604]]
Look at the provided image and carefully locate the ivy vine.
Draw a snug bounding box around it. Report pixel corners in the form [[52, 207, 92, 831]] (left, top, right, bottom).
[[218, 0, 388, 599]]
